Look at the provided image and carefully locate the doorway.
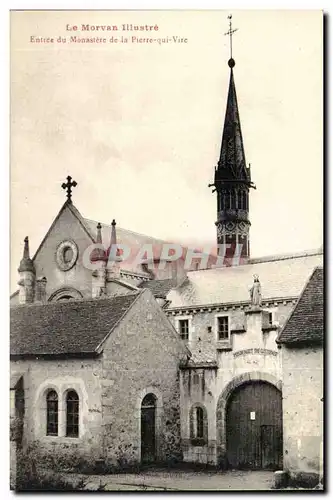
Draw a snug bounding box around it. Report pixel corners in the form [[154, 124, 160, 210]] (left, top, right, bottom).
[[226, 381, 282, 469], [141, 393, 157, 463]]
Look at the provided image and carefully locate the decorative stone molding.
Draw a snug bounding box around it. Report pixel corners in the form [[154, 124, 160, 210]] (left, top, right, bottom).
[[233, 348, 278, 358], [166, 297, 297, 316], [48, 287, 83, 302], [55, 240, 78, 271], [121, 270, 150, 281]]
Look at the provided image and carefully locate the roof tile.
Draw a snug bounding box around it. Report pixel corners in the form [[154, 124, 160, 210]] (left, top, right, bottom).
[[10, 292, 140, 357], [277, 267, 323, 345]]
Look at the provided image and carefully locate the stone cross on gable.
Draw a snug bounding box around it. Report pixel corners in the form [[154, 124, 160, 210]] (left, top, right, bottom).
[[62, 175, 77, 202]]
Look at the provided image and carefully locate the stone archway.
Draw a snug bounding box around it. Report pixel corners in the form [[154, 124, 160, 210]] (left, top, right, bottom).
[[216, 372, 282, 468], [48, 287, 83, 302]]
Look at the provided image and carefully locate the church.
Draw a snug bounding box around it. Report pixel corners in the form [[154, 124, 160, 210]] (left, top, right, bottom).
[[10, 24, 323, 486]]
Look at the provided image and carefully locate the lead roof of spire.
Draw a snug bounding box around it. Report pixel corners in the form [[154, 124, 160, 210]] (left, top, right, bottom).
[[108, 219, 121, 262], [18, 236, 35, 273], [216, 60, 250, 182], [215, 16, 251, 184]]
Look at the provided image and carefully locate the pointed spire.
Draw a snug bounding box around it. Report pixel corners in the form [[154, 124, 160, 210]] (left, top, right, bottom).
[[107, 219, 121, 264], [96, 222, 103, 244], [111, 219, 117, 247], [216, 63, 249, 182], [18, 236, 35, 273], [91, 223, 107, 262]]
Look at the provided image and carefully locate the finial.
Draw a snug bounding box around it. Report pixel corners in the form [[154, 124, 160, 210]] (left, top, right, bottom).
[[23, 236, 30, 259], [224, 14, 238, 66], [91, 222, 107, 262], [108, 218, 121, 263], [61, 175, 77, 202], [96, 222, 102, 243], [18, 236, 35, 273]]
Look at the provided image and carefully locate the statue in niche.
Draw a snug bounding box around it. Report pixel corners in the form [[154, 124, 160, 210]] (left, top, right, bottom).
[[249, 274, 262, 307]]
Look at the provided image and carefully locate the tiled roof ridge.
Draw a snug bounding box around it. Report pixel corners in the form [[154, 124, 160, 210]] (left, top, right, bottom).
[[84, 217, 170, 244], [248, 248, 323, 264], [185, 248, 323, 273], [10, 290, 141, 309]]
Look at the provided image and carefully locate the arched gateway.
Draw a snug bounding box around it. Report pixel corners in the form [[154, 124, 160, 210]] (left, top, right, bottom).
[[216, 372, 283, 470]]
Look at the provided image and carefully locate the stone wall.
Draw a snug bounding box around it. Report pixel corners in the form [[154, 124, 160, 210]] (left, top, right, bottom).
[[100, 290, 187, 467], [33, 204, 94, 301], [179, 306, 284, 465], [281, 345, 323, 485], [10, 357, 103, 470]]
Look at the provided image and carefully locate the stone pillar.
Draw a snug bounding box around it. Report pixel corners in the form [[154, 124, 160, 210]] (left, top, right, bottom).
[[17, 237, 35, 304], [106, 219, 121, 284], [92, 262, 107, 298], [35, 277, 47, 303], [91, 223, 107, 298], [244, 306, 264, 348]]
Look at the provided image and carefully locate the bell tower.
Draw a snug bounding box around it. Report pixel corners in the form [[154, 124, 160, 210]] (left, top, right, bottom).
[[209, 16, 255, 261]]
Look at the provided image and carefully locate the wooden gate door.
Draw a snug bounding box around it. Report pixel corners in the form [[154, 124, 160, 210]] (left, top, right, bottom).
[[226, 381, 282, 470], [141, 394, 156, 463]]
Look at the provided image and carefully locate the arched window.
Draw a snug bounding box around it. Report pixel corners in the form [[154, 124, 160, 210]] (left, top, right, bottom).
[[196, 407, 204, 438], [190, 404, 208, 445], [243, 191, 247, 211], [217, 192, 222, 212], [230, 190, 236, 209], [66, 390, 79, 438], [238, 190, 243, 209], [224, 191, 230, 210], [46, 390, 58, 436], [141, 393, 157, 463]]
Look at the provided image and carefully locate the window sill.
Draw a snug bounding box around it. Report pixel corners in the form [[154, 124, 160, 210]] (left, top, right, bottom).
[[40, 435, 81, 443], [216, 341, 232, 351], [231, 327, 246, 334], [190, 438, 207, 447], [262, 325, 279, 332]]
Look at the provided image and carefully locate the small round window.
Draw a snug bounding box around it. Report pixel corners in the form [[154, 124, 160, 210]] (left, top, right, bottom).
[[56, 241, 78, 271]]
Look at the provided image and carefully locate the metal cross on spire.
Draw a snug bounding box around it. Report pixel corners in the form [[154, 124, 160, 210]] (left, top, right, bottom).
[[62, 175, 77, 202], [224, 14, 238, 63]]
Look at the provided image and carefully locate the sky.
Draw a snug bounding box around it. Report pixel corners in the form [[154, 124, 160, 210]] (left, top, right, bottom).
[[10, 9, 323, 292]]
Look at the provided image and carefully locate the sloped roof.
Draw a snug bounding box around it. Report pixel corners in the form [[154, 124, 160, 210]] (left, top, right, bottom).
[[10, 372, 24, 389], [32, 201, 95, 262], [277, 267, 324, 345], [185, 342, 218, 368], [139, 278, 178, 298], [10, 292, 141, 357], [85, 219, 168, 254], [166, 252, 323, 308], [85, 219, 175, 275]]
